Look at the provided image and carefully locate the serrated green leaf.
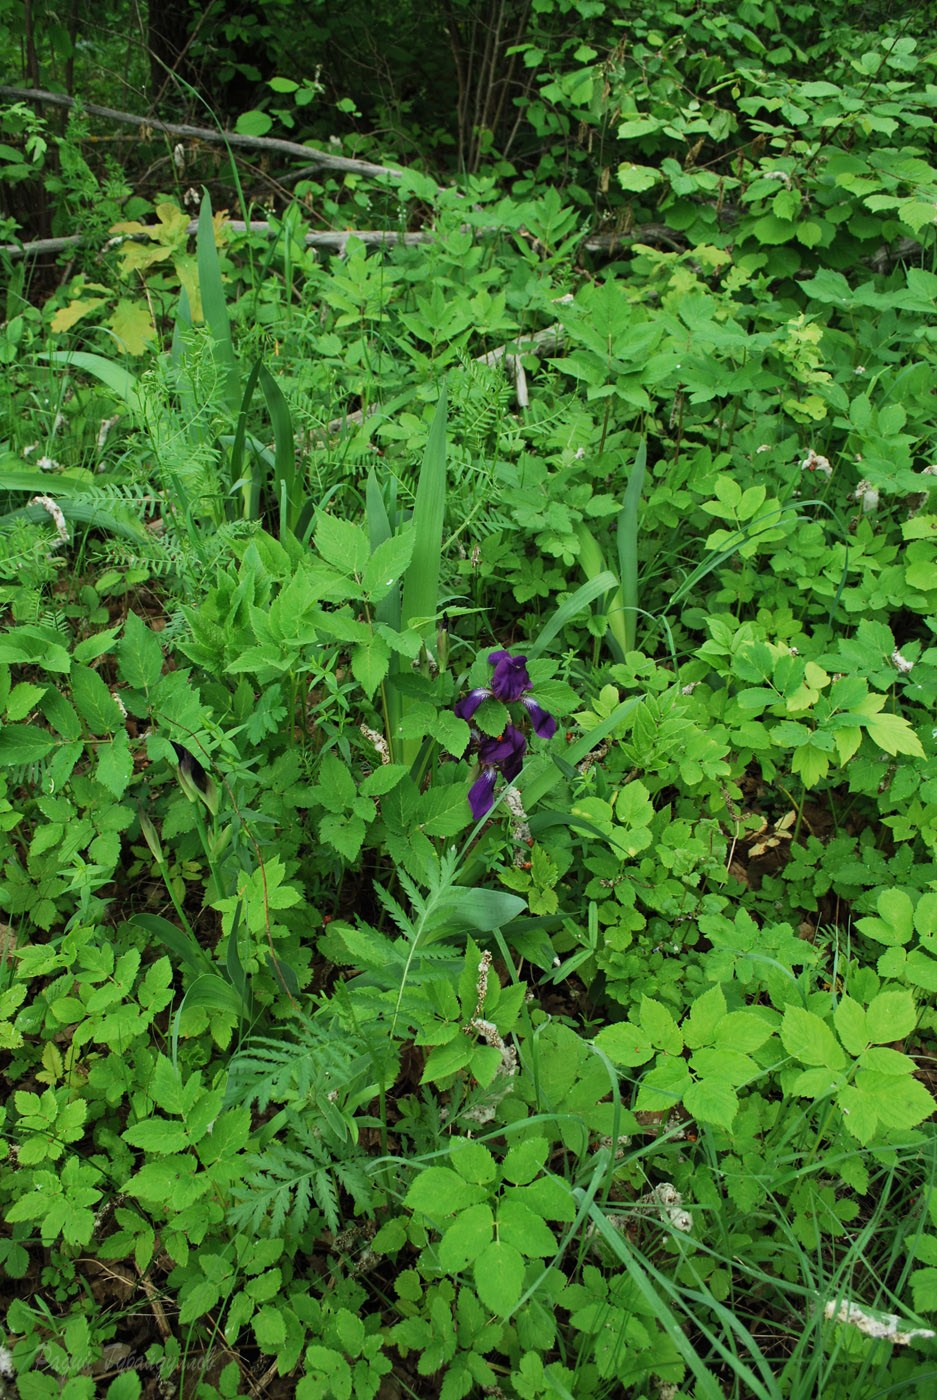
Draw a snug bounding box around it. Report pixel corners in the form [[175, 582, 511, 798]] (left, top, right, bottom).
[[684, 1077, 738, 1129], [0, 724, 58, 763], [421, 1037, 473, 1083], [502, 1137, 549, 1186], [97, 728, 134, 797], [319, 812, 366, 862], [684, 984, 727, 1049], [497, 1198, 557, 1258], [865, 989, 918, 1044], [833, 997, 868, 1056], [449, 1139, 497, 1184], [639, 996, 684, 1054], [351, 635, 390, 697], [362, 530, 415, 599], [315, 513, 370, 576], [6, 682, 46, 721], [360, 763, 408, 797], [71, 664, 123, 734], [416, 785, 472, 838], [432, 709, 470, 757], [118, 612, 163, 692], [253, 1304, 286, 1351], [594, 1021, 654, 1067], [123, 1119, 189, 1154], [862, 710, 925, 758], [781, 1006, 846, 1071], [713, 1011, 774, 1054], [405, 1166, 486, 1216], [473, 1238, 524, 1316], [437, 1203, 493, 1271]]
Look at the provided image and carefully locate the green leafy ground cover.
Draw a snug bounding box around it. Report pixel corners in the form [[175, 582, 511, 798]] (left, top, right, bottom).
[[2, 3, 937, 1396]]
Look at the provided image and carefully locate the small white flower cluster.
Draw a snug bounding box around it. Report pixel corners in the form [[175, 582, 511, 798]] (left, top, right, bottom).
[[359, 723, 391, 765], [854, 479, 879, 513], [891, 649, 914, 674], [29, 495, 69, 550], [649, 1181, 694, 1233], [502, 784, 532, 859], [0, 1344, 13, 1378], [800, 449, 832, 479], [823, 1297, 936, 1346], [97, 414, 120, 449]]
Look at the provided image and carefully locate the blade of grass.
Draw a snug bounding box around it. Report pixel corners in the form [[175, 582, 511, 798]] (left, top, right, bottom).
[[399, 386, 447, 766], [43, 350, 144, 418], [196, 191, 241, 414], [367, 470, 402, 761], [257, 363, 297, 537], [401, 385, 447, 643], [581, 1199, 778, 1399], [617, 438, 646, 653], [574, 525, 626, 661], [527, 571, 619, 660], [230, 359, 263, 519]]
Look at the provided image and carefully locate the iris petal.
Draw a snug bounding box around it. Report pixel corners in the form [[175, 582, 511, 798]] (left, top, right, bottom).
[[454, 688, 490, 722], [489, 651, 531, 703], [522, 696, 558, 739], [467, 769, 498, 821]]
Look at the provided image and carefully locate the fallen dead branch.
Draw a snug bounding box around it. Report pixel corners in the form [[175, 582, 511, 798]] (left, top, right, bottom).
[[0, 84, 405, 179]]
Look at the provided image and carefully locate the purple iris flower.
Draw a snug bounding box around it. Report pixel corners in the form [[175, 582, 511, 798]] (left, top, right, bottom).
[[467, 724, 527, 821], [455, 650, 557, 739]]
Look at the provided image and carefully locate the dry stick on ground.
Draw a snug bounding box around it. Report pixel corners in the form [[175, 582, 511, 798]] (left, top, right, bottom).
[[318, 320, 568, 438], [1, 220, 689, 260], [0, 84, 407, 179]]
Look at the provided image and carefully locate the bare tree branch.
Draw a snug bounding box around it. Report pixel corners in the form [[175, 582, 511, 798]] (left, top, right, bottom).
[[0, 84, 409, 180]]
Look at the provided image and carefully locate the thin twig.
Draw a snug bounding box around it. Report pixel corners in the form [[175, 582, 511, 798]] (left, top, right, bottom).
[[0, 84, 408, 179]]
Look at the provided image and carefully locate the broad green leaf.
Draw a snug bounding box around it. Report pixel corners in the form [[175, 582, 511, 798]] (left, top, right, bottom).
[[351, 636, 390, 697], [497, 1198, 557, 1258], [360, 763, 408, 797], [71, 664, 123, 734], [690, 1048, 758, 1086], [684, 1077, 738, 1130], [319, 813, 366, 863], [253, 1304, 286, 1349], [781, 1006, 846, 1071], [5, 682, 46, 721], [684, 984, 727, 1050], [405, 1166, 486, 1216], [315, 514, 370, 575], [833, 997, 868, 1056], [420, 1037, 472, 1083], [0, 725, 58, 763], [432, 709, 470, 757], [362, 530, 415, 599], [865, 989, 918, 1044], [415, 785, 472, 838], [118, 611, 164, 693], [97, 729, 133, 798], [449, 1139, 497, 1184], [473, 1239, 525, 1316], [502, 1137, 549, 1186], [594, 1022, 655, 1067], [438, 1203, 493, 1271], [123, 1119, 189, 1154], [713, 1011, 774, 1054], [856, 888, 914, 946]]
